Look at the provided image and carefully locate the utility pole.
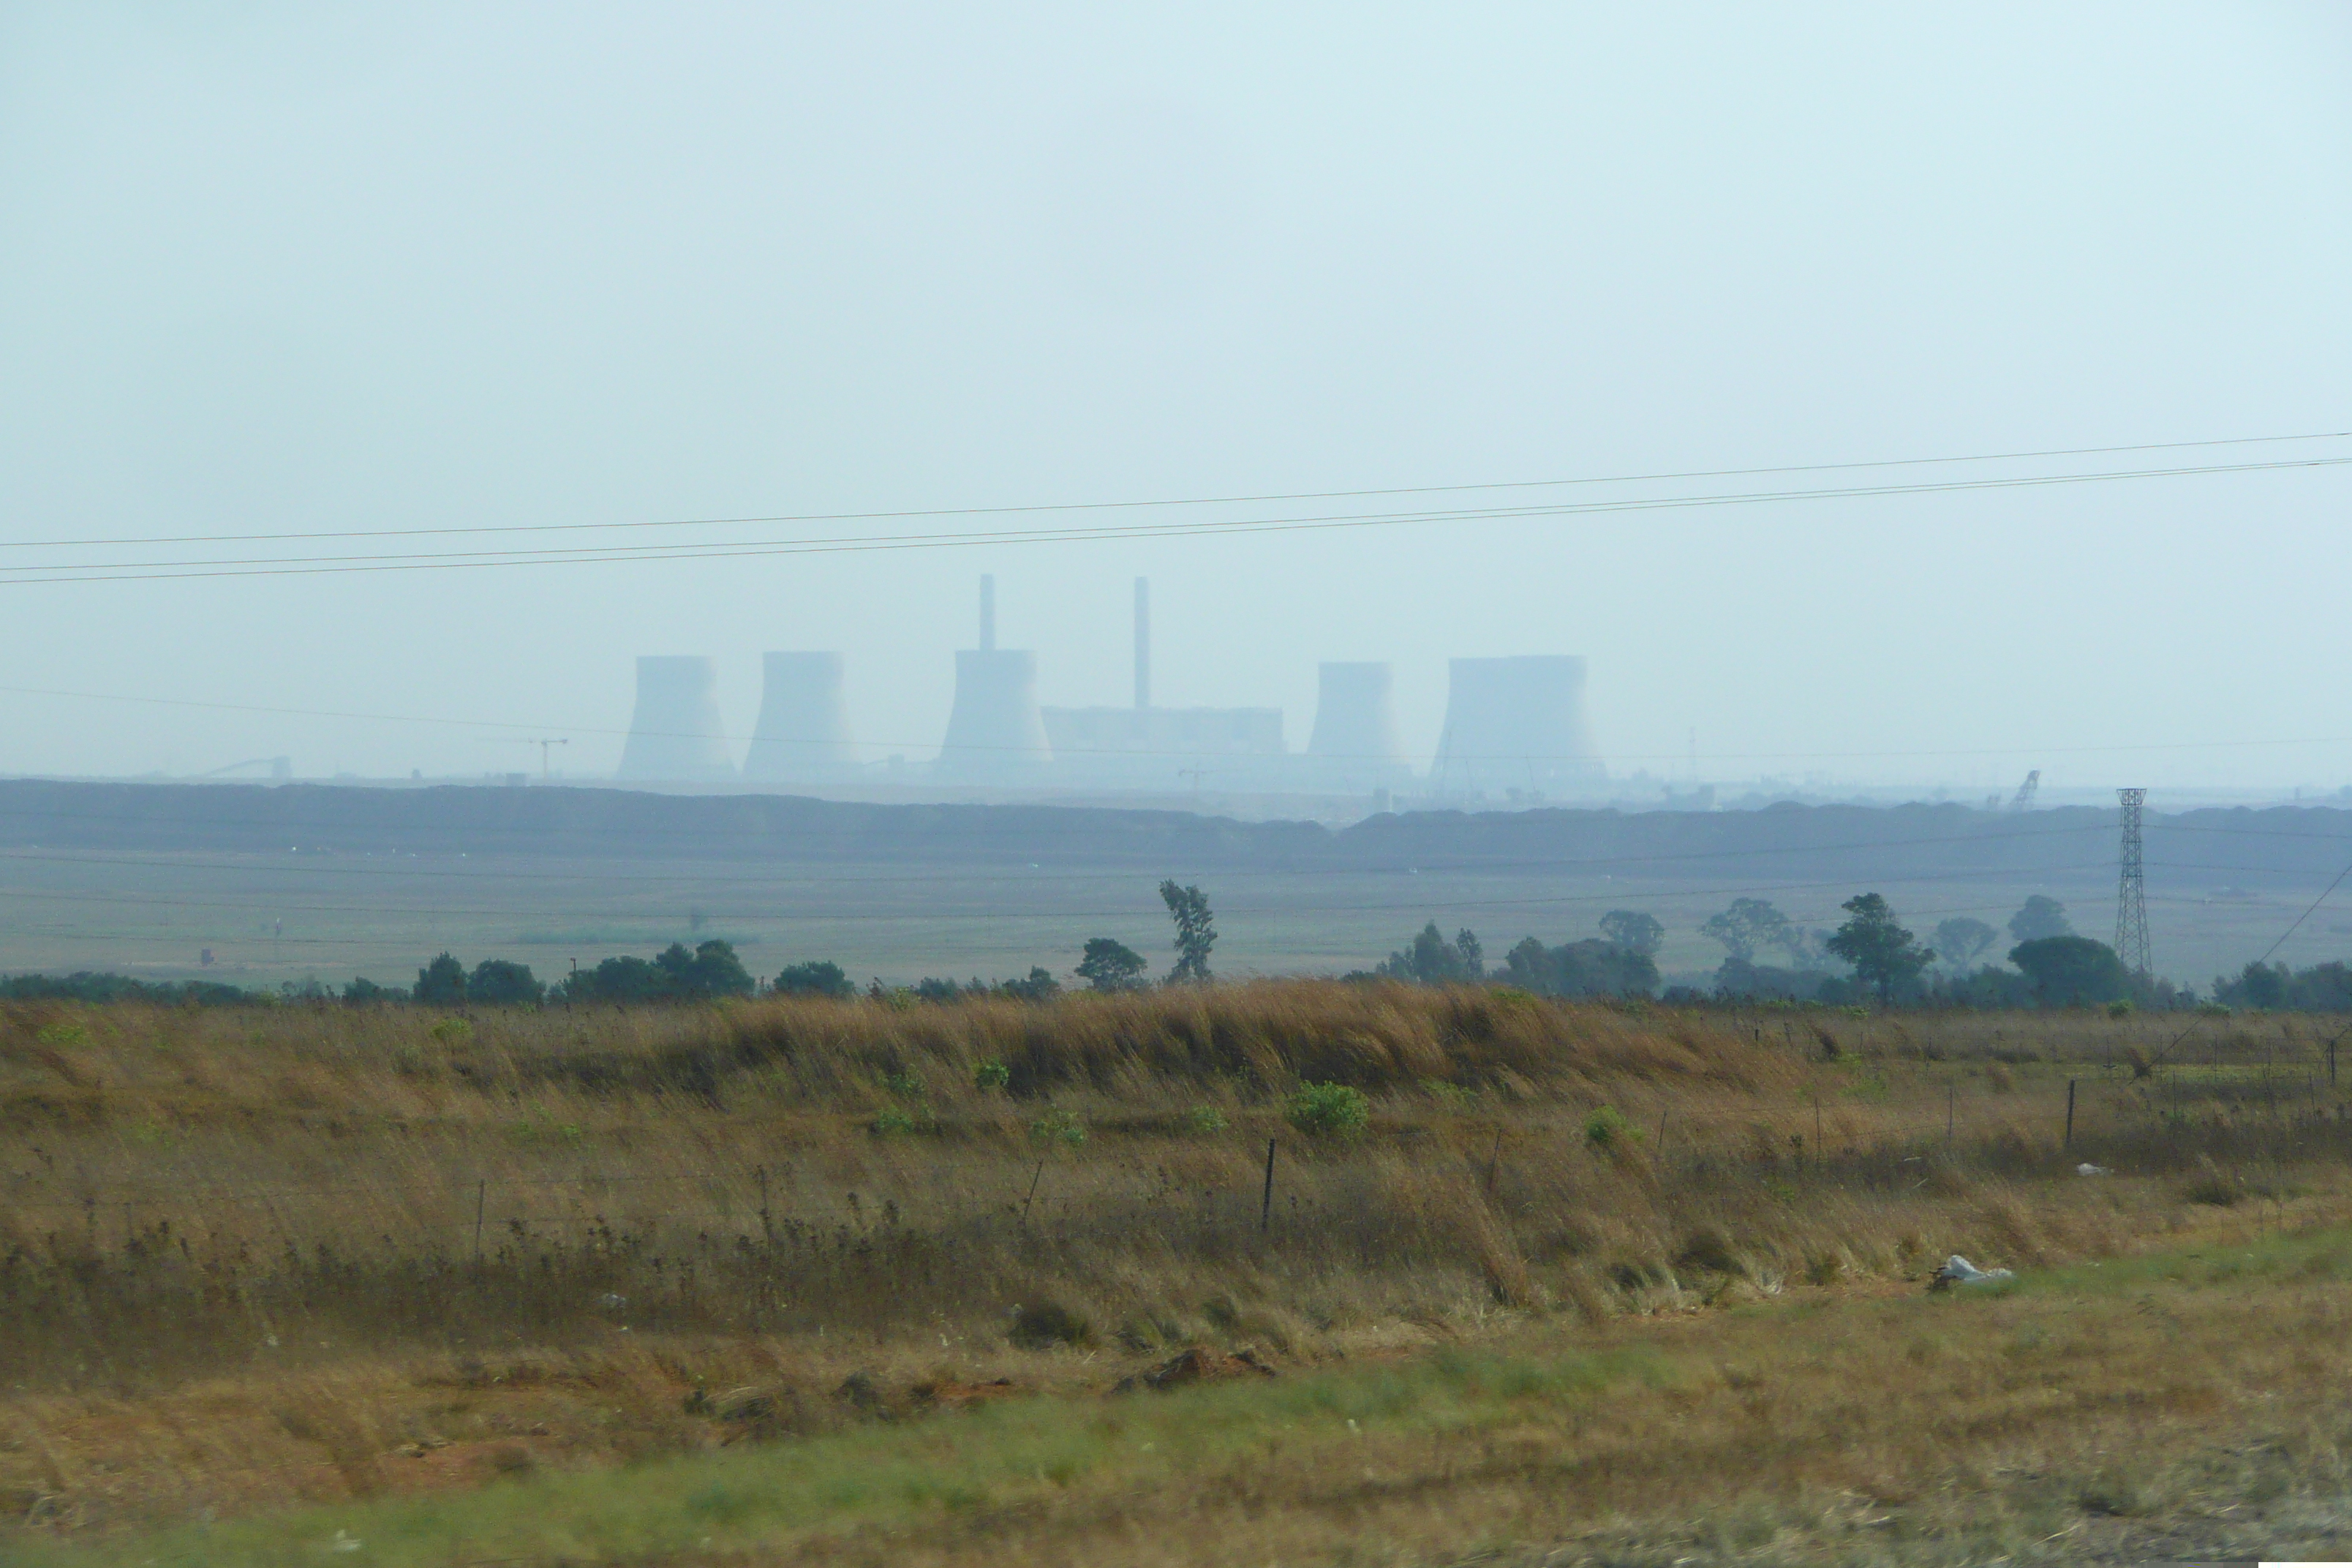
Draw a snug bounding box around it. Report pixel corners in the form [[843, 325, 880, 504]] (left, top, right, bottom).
[[2115, 788, 2152, 983]]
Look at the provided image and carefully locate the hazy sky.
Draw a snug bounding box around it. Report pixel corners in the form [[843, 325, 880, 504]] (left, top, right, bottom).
[[3, 4, 2350, 793]]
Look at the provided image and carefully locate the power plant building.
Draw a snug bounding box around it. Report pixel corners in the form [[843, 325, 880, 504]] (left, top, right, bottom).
[[1040, 578, 1285, 785], [742, 652, 856, 781], [616, 655, 736, 782], [936, 576, 1052, 778], [1431, 655, 1602, 794]]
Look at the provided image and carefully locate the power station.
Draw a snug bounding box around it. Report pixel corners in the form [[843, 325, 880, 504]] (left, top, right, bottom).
[[614, 577, 1609, 805], [1431, 655, 1602, 794], [1304, 662, 1412, 791], [742, 652, 856, 781], [936, 576, 1052, 779], [616, 656, 736, 782], [1041, 578, 1285, 785]]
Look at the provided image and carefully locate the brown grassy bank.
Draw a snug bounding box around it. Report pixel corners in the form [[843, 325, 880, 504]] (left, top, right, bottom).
[[1, 982, 2346, 1538]]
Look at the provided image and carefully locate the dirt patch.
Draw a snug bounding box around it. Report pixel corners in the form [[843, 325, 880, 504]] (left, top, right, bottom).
[[1114, 1346, 1278, 1394]]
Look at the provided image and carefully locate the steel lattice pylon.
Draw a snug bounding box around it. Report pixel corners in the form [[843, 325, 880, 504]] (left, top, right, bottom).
[[2115, 787, 2152, 980]]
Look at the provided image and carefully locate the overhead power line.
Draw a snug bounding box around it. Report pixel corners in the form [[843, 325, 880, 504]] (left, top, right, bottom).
[[0, 452, 2346, 585], [10, 426, 2345, 552]]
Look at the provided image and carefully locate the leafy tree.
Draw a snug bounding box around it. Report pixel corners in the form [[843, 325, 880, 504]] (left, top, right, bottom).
[[1825, 894, 1934, 1003], [1597, 910, 1665, 957], [2007, 894, 2073, 946], [559, 955, 667, 1003], [1075, 937, 1148, 992], [1159, 881, 1217, 984], [1700, 898, 1799, 964], [774, 960, 854, 998], [1376, 922, 1483, 984], [342, 976, 403, 1005], [1931, 917, 1999, 971], [2211, 960, 2352, 1011], [414, 952, 467, 1007], [1500, 936, 1659, 998], [2009, 935, 2130, 1005], [656, 940, 756, 1000], [467, 959, 543, 1006], [998, 966, 1062, 1002]]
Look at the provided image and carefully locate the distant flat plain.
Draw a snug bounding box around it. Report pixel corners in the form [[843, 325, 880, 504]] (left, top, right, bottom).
[[0, 781, 2338, 991]]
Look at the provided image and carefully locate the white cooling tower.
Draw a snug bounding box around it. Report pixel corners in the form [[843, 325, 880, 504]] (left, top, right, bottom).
[[937, 576, 1050, 777], [616, 656, 736, 782], [1433, 655, 1602, 790], [742, 652, 856, 780], [1308, 662, 1406, 764]]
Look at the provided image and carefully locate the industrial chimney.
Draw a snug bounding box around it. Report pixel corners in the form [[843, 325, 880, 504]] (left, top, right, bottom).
[[1432, 655, 1602, 794], [937, 577, 1050, 777], [616, 656, 736, 782], [1133, 577, 1151, 710], [1305, 661, 1409, 788], [742, 652, 856, 781]]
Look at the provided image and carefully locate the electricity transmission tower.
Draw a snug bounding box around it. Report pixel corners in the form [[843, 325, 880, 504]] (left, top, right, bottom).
[[2114, 788, 2151, 981]]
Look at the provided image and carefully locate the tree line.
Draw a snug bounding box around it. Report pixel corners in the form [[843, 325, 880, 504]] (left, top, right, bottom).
[[1360, 892, 2277, 1011]]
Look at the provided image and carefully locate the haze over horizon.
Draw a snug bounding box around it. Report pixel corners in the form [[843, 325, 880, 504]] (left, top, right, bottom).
[[4, 4, 2351, 796]]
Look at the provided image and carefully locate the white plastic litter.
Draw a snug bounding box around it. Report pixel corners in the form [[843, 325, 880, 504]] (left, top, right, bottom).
[[1930, 1254, 2015, 1290], [2076, 1163, 2111, 1177]]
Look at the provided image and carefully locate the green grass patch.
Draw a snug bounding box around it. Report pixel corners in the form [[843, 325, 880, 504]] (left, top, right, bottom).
[[38, 1346, 1666, 1568]]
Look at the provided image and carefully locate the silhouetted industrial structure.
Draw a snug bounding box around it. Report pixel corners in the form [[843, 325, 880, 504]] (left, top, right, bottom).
[[1431, 655, 1600, 795], [938, 576, 1051, 778], [617, 656, 734, 782], [743, 652, 856, 781], [1041, 576, 1284, 783]]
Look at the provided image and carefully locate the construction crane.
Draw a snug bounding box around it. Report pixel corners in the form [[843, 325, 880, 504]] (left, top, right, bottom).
[[492, 738, 570, 780], [2007, 769, 2040, 813]]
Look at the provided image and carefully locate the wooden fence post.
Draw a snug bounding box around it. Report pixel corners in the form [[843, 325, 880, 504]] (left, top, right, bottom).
[[1019, 1159, 1045, 1227], [1260, 1139, 1277, 1233], [2064, 1079, 2076, 1151]]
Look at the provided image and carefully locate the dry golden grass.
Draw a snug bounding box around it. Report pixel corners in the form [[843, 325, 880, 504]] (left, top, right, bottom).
[[1, 981, 2345, 1553]]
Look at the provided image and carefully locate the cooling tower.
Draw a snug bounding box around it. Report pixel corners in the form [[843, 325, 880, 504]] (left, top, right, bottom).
[[1433, 655, 1602, 789], [742, 652, 856, 780], [937, 576, 1050, 777], [1305, 663, 1409, 787], [615, 656, 736, 782]]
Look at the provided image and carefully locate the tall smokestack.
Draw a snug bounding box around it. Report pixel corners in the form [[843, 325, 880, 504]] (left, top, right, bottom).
[[1134, 576, 1150, 710], [980, 574, 996, 652]]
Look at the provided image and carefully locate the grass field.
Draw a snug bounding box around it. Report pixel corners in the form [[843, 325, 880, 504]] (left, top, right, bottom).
[[4, 984, 2349, 1562], [0, 841, 2325, 993]]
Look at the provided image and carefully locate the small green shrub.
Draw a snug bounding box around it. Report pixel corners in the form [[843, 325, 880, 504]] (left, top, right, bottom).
[[1583, 1104, 1637, 1149], [1030, 1109, 1087, 1147], [2183, 1173, 2239, 1207], [881, 1068, 924, 1099], [2106, 998, 2135, 1019], [429, 1017, 472, 1044], [1008, 1300, 1091, 1349], [1182, 1105, 1229, 1135], [973, 1060, 1011, 1092], [870, 1107, 920, 1137], [1286, 1081, 1370, 1138]]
